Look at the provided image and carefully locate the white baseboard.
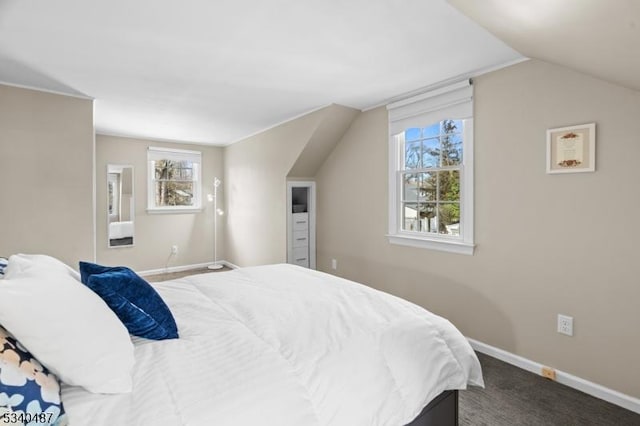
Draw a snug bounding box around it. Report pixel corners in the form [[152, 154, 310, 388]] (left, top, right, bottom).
[[138, 260, 238, 277], [221, 260, 240, 269], [467, 338, 640, 415]]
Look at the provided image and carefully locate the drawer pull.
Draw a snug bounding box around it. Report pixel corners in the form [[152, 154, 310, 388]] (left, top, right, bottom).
[[296, 258, 307, 262], [295, 221, 306, 224], [296, 237, 306, 241]]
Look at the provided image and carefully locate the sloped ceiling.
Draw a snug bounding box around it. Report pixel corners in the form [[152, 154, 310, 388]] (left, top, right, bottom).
[[0, 0, 521, 145], [448, 0, 640, 92], [288, 104, 359, 178]]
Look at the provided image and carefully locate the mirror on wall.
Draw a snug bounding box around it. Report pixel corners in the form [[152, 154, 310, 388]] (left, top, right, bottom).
[[107, 165, 134, 248]]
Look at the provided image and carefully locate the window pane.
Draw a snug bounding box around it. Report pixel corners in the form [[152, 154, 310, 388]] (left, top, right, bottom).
[[441, 119, 461, 135], [155, 160, 168, 180], [439, 170, 460, 201], [422, 137, 440, 168], [404, 141, 421, 169], [155, 160, 194, 181], [172, 161, 192, 180], [180, 167, 193, 180], [438, 203, 460, 235], [176, 161, 193, 179], [148, 148, 202, 211], [395, 118, 469, 241], [156, 160, 174, 180], [402, 173, 420, 201], [441, 132, 462, 166], [154, 181, 194, 206], [405, 128, 421, 142], [419, 172, 437, 201], [402, 203, 419, 231], [423, 123, 440, 138], [168, 163, 179, 179], [419, 203, 438, 234]]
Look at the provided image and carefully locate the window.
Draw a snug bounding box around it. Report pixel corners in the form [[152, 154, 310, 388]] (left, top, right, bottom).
[[147, 147, 202, 212], [387, 80, 474, 255]]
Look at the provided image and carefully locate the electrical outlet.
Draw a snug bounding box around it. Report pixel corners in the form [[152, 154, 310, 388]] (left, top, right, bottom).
[[557, 314, 573, 336], [541, 366, 556, 380], [171, 245, 179, 255], [331, 259, 337, 270]]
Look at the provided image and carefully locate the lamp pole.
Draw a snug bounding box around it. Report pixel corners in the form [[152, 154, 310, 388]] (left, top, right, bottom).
[[208, 178, 223, 270]]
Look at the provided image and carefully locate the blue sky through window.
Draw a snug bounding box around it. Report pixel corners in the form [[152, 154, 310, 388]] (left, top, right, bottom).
[[406, 127, 421, 141], [423, 123, 440, 138]]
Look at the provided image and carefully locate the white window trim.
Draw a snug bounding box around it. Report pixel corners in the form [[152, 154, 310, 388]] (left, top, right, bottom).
[[387, 81, 475, 255], [147, 146, 202, 213]]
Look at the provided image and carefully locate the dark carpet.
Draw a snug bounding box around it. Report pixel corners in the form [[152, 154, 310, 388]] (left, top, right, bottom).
[[460, 353, 640, 426]]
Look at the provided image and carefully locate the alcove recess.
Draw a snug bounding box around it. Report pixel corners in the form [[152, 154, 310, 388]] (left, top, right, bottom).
[[286, 182, 315, 269]]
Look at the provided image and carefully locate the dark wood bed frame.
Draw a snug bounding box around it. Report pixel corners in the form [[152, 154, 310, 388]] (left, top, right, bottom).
[[405, 390, 458, 426]]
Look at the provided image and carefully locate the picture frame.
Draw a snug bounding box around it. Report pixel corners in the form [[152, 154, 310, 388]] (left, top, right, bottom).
[[546, 123, 596, 174]]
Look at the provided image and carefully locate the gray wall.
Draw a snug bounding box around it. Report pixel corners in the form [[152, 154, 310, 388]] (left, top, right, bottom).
[[315, 59, 640, 398], [223, 110, 324, 267], [96, 135, 224, 271], [223, 105, 358, 267], [0, 84, 94, 267]]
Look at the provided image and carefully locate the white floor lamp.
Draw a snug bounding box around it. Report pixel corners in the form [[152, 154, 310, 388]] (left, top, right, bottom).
[[208, 177, 224, 270]]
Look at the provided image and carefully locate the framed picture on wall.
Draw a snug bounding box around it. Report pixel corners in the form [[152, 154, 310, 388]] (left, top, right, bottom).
[[546, 123, 596, 174]]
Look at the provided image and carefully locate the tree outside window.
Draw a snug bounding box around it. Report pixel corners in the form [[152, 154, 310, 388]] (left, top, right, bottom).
[[401, 119, 462, 236]]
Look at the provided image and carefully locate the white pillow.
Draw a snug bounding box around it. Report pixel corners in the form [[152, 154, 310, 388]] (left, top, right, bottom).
[[0, 256, 135, 394], [3, 253, 81, 281]]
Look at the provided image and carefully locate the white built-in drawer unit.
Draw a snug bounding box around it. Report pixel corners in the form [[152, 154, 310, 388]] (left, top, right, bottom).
[[287, 182, 315, 269], [291, 213, 309, 267], [292, 213, 309, 231], [292, 230, 309, 248], [292, 247, 309, 268]]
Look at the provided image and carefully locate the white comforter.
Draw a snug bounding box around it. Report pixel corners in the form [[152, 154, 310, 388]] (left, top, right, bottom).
[[62, 264, 483, 426]]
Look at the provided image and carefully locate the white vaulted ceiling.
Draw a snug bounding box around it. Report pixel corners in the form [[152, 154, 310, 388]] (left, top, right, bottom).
[[448, 0, 640, 93], [0, 0, 522, 145]]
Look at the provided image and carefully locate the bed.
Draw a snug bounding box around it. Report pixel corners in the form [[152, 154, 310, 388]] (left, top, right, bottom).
[[60, 264, 483, 426]]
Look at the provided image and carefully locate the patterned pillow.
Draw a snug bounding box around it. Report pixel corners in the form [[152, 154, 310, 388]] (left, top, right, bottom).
[[0, 326, 67, 426], [0, 258, 7, 279]]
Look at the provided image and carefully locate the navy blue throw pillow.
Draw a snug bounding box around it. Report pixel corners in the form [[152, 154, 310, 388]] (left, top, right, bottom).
[[78, 262, 178, 340]]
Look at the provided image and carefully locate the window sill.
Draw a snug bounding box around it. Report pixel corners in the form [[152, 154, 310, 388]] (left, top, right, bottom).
[[387, 234, 475, 255], [147, 208, 202, 215]]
